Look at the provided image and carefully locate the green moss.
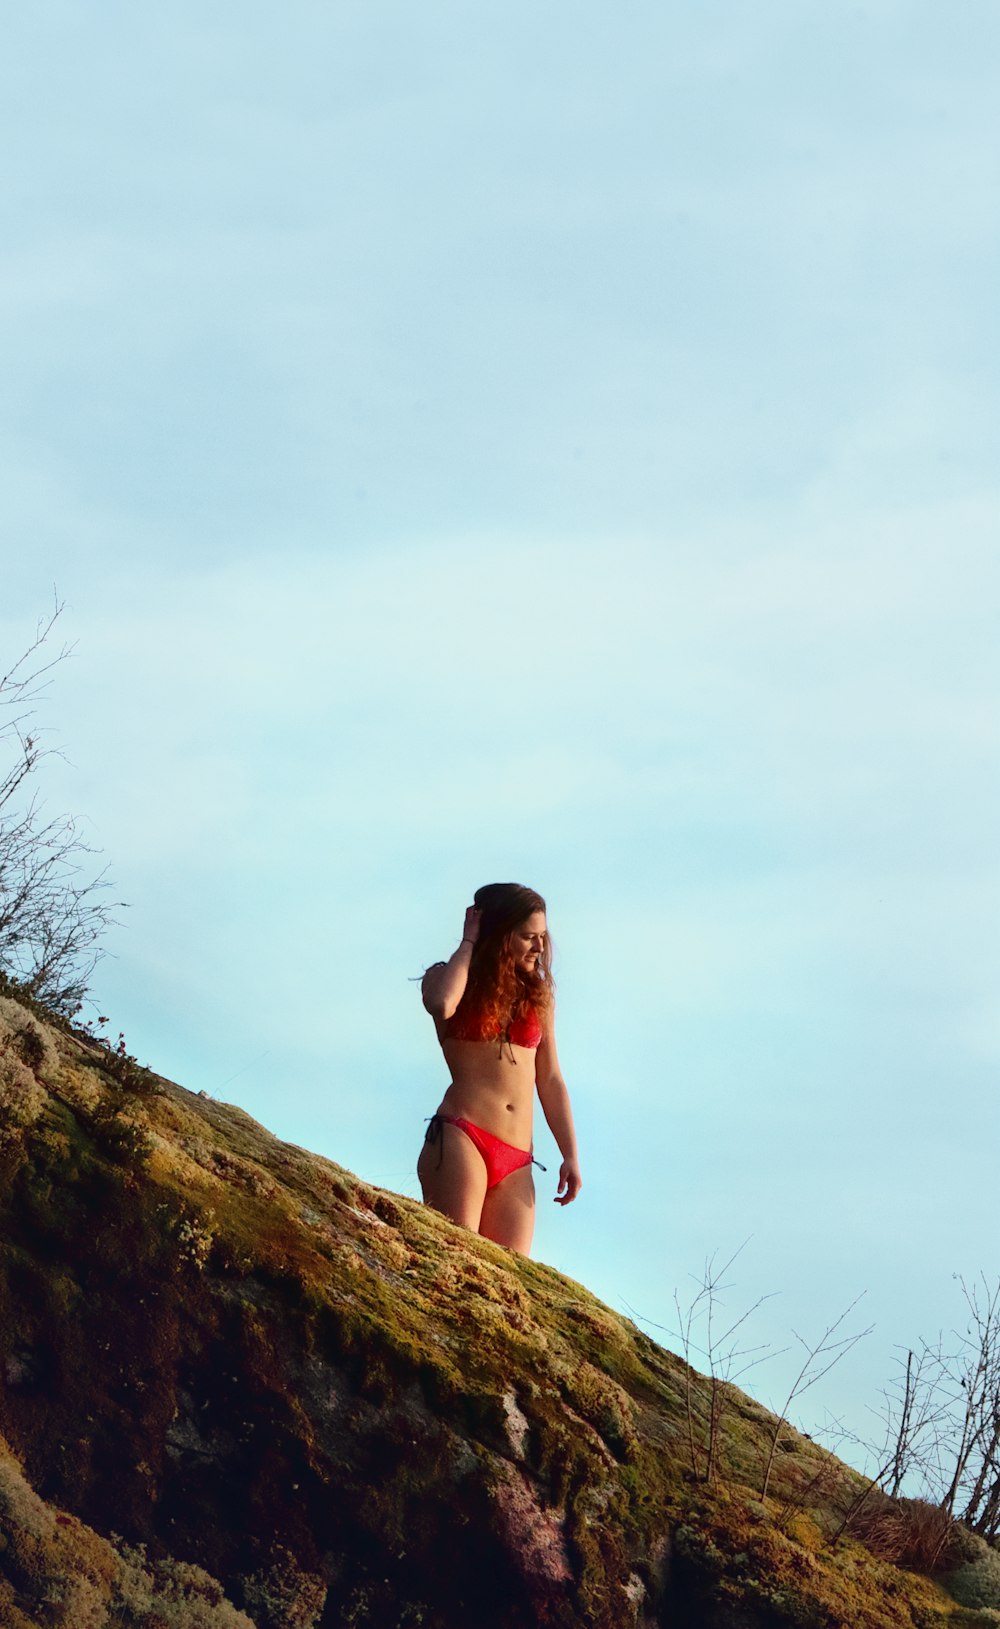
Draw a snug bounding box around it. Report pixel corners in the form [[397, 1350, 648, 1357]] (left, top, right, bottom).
[[1, 993, 989, 1629], [945, 1549, 1000, 1612]]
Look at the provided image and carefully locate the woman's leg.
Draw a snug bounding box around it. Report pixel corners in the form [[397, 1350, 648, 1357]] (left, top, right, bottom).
[[478, 1164, 536, 1254], [417, 1119, 488, 1230]]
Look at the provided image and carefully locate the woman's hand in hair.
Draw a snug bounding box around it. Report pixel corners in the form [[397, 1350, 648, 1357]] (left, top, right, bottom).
[[462, 906, 482, 945]]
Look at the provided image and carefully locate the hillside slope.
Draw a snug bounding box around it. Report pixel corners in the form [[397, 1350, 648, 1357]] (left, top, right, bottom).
[[0, 989, 995, 1628]]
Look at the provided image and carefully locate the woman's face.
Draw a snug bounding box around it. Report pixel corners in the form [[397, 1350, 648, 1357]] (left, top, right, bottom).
[[510, 910, 547, 973]]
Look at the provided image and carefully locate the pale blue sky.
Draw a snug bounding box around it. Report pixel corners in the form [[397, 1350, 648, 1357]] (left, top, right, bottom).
[[2, 2, 997, 1467]]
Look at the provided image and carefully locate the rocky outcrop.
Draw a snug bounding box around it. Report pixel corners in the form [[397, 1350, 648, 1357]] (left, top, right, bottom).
[[0, 990, 990, 1627]]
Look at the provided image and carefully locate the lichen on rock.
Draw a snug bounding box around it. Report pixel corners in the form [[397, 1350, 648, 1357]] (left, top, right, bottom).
[[0, 996, 994, 1628]]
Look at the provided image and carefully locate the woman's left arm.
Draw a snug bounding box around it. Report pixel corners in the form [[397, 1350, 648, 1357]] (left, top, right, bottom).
[[535, 1014, 582, 1206]]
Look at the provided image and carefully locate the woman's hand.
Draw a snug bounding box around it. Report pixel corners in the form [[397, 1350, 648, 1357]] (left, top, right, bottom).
[[554, 1160, 582, 1206], [462, 905, 482, 945]]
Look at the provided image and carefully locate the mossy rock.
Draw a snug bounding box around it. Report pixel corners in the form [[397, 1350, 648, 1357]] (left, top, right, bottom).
[[0, 986, 990, 1629], [944, 1544, 1000, 1611]]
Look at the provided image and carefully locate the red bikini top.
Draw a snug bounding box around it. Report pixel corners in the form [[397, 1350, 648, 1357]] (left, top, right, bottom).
[[444, 1004, 543, 1050]]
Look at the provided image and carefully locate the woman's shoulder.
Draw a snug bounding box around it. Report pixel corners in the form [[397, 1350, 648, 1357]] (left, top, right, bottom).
[[421, 962, 451, 1019]]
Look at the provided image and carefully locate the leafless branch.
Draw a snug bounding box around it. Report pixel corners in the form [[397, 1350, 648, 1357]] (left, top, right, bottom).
[[760, 1294, 872, 1503], [0, 600, 122, 1012], [626, 1240, 782, 1484]]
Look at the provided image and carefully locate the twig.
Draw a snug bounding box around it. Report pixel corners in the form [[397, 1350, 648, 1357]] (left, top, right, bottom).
[[760, 1294, 872, 1503]]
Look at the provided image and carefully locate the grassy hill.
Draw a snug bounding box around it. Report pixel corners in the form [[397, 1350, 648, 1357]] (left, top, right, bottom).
[[1, 986, 997, 1628]]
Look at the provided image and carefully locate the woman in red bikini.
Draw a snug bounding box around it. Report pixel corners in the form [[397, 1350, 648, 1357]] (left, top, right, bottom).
[[417, 882, 582, 1254]]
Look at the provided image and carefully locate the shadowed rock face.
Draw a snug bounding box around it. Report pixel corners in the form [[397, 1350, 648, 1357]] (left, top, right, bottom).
[[0, 993, 979, 1628]]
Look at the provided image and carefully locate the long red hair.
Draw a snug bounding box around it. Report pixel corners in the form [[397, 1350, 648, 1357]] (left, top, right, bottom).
[[455, 882, 554, 1036]]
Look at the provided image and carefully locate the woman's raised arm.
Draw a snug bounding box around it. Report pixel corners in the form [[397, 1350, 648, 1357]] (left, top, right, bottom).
[[421, 906, 481, 1019]]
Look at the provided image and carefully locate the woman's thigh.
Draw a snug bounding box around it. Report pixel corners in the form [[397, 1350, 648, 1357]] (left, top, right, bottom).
[[417, 1120, 488, 1229], [478, 1165, 536, 1254]]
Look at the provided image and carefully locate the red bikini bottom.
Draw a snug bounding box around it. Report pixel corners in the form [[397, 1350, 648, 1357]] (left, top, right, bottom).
[[424, 1114, 546, 1189]]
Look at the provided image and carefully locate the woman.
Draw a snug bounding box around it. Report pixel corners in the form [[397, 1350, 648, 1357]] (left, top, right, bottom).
[[418, 882, 582, 1255]]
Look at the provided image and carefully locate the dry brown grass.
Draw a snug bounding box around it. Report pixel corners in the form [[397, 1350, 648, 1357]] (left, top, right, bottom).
[[848, 1494, 965, 1572]]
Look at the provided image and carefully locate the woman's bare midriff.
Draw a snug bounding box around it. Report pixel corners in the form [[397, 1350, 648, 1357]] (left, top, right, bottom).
[[436, 1037, 536, 1147]]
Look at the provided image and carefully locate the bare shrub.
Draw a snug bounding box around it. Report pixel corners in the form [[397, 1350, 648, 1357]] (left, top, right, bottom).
[[628, 1241, 779, 1484], [0, 602, 123, 1013], [858, 1275, 1000, 1542], [760, 1294, 872, 1502], [943, 1276, 1000, 1537]]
